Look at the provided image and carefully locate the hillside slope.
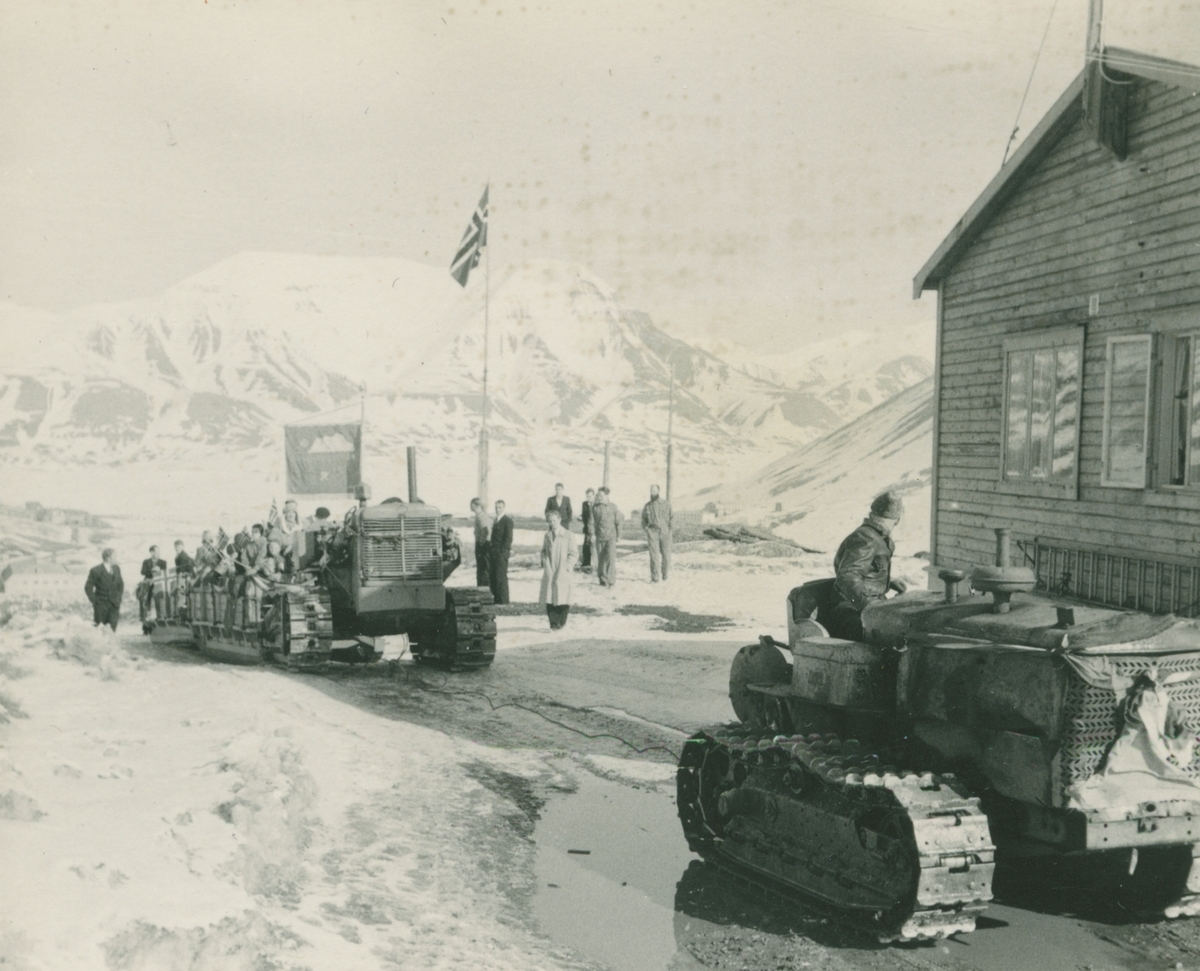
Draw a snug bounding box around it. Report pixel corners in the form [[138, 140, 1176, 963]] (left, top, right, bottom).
[[691, 377, 933, 556]]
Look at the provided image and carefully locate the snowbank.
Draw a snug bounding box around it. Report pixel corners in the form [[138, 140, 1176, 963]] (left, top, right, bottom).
[[0, 607, 579, 971]]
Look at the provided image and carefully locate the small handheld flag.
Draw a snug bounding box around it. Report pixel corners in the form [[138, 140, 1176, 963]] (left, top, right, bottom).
[[450, 186, 488, 287]]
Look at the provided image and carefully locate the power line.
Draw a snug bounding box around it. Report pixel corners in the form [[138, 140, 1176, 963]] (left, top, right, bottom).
[[1002, 0, 1062, 167]]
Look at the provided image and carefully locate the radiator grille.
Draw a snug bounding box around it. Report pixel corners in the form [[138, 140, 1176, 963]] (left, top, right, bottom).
[[361, 516, 441, 581], [1060, 651, 1200, 788]]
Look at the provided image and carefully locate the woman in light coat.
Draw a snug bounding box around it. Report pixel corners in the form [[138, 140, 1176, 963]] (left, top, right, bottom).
[[539, 509, 576, 629]]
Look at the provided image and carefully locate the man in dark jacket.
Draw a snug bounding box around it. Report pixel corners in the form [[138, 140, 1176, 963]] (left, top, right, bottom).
[[85, 548, 125, 631], [471, 497, 492, 589], [827, 491, 908, 640], [138, 545, 168, 632], [578, 488, 595, 572], [489, 500, 514, 604], [544, 483, 573, 529], [173, 540, 195, 577]]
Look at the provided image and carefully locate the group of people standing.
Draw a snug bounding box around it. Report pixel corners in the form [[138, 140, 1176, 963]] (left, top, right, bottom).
[[85, 484, 910, 645], [470, 497, 515, 605], [579, 483, 673, 587], [466, 481, 673, 631]]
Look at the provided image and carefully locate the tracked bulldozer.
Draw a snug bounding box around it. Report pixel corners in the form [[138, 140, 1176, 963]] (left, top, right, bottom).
[[151, 449, 496, 670], [678, 527, 1200, 941]]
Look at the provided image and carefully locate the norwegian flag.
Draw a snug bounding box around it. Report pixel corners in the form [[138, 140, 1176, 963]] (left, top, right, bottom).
[[450, 186, 488, 287], [266, 497, 280, 528]]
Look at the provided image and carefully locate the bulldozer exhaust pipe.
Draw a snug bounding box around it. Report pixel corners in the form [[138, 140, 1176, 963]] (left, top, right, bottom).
[[407, 447, 418, 503]]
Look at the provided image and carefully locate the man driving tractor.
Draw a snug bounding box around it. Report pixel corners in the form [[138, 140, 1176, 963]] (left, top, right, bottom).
[[825, 490, 908, 640]]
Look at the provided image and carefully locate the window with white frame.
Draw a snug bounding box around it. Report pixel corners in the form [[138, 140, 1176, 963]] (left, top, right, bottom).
[[1101, 335, 1152, 488], [1152, 324, 1200, 489], [1001, 328, 1083, 491]]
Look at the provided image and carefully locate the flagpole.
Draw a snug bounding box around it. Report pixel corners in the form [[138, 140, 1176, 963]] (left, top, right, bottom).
[[359, 382, 367, 490], [478, 184, 491, 506]]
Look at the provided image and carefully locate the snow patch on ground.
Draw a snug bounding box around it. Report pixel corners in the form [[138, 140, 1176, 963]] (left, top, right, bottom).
[[0, 606, 581, 971], [578, 754, 677, 788], [0, 510, 934, 970]]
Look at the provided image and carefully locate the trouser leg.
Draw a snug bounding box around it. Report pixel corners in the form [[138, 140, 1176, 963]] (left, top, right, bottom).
[[648, 530, 662, 581], [661, 531, 671, 580], [490, 553, 509, 604], [475, 545, 491, 588], [825, 603, 864, 641], [596, 541, 610, 585], [224, 577, 244, 632]]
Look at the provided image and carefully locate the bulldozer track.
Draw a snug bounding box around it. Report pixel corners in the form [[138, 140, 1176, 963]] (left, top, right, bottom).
[[677, 727, 994, 942], [412, 587, 497, 671], [265, 586, 335, 670]]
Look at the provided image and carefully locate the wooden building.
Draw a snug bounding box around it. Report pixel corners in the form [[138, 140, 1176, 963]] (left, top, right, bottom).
[[914, 46, 1200, 614]]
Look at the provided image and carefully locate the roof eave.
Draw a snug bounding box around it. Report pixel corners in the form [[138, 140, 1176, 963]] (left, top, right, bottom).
[[1103, 46, 1200, 95], [912, 71, 1086, 299]]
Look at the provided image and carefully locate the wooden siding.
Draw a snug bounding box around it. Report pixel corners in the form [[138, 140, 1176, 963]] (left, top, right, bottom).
[[935, 78, 1200, 579]]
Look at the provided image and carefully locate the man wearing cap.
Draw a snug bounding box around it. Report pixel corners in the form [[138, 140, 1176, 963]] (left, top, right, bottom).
[[826, 491, 908, 641], [304, 507, 333, 528]]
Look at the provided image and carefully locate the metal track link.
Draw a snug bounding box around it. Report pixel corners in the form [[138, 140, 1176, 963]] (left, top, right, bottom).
[[446, 588, 497, 670], [678, 727, 995, 942], [278, 587, 334, 669]]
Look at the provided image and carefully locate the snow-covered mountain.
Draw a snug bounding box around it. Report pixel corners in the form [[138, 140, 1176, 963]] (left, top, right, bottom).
[[690, 376, 934, 556], [716, 322, 934, 422], [0, 253, 931, 524]]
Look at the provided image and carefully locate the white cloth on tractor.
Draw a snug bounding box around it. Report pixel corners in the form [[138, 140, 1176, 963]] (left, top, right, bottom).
[[1067, 661, 1200, 810]]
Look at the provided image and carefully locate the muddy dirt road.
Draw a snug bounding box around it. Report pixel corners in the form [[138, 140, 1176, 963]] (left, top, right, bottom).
[[255, 624, 1200, 971]]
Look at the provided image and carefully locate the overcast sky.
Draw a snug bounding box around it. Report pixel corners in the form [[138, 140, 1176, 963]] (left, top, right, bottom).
[[1, 1, 1196, 353]]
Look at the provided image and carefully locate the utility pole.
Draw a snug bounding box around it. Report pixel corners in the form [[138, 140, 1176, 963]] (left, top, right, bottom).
[[1086, 0, 1103, 61], [666, 360, 675, 503], [359, 382, 367, 488], [603, 441, 612, 490]]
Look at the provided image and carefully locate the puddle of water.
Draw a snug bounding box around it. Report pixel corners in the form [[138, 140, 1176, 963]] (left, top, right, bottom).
[[533, 769, 1154, 971], [922, 904, 1142, 971], [532, 769, 705, 971]]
